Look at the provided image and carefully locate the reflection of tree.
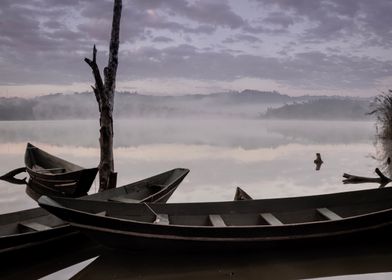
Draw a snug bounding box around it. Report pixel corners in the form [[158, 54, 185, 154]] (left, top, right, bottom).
[[314, 153, 323, 171], [369, 90, 392, 178], [343, 91, 392, 187]]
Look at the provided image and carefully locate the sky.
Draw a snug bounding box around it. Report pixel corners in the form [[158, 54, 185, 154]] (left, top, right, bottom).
[[0, 0, 391, 98]]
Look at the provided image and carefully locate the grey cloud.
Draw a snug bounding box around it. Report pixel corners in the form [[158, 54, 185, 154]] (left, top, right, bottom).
[[262, 12, 295, 29], [131, 0, 245, 29], [152, 36, 174, 43], [223, 34, 262, 44], [118, 45, 392, 90], [0, 0, 391, 93], [252, 0, 392, 46]]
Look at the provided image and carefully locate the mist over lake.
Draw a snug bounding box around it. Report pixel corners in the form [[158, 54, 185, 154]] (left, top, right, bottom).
[[0, 119, 378, 215]]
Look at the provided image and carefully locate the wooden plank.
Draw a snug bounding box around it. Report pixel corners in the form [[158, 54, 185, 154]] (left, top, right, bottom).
[[260, 213, 283, 226], [54, 182, 78, 187], [209, 214, 227, 227], [317, 208, 343, 221], [108, 197, 140, 203], [154, 214, 170, 225], [19, 222, 52, 231], [33, 167, 66, 173]]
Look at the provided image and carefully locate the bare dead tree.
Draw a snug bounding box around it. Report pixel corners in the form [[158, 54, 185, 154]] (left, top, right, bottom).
[[85, 0, 122, 191]]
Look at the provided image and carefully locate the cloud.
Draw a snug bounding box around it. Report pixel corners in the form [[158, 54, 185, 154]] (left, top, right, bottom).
[[119, 45, 392, 90], [0, 0, 391, 96], [251, 0, 392, 46], [152, 36, 174, 43], [131, 0, 246, 29], [223, 34, 262, 44]]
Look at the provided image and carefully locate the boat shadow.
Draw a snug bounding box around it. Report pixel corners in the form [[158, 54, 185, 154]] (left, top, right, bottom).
[[2, 237, 101, 280], [71, 238, 392, 280]]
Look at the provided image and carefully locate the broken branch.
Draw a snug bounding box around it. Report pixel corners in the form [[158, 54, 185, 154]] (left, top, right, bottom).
[[342, 168, 391, 188]]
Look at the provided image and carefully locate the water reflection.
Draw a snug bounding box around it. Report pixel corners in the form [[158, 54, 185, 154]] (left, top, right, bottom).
[[0, 119, 389, 279], [3, 237, 100, 280], [0, 120, 375, 149], [67, 239, 392, 280], [374, 138, 392, 179], [3, 238, 392, 280], [0, 140, 378, 213]]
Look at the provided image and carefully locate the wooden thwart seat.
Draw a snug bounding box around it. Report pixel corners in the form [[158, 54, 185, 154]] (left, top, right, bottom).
[[260, 213, 283, 226], [96, 211, 107, 216], [209, 214, 226, 227], [317, 208, 343, 221], [154, 214, 170, 225], [54, 182, 78, 187], [19, 222, 52, 231], [33, 166, 66, 174]]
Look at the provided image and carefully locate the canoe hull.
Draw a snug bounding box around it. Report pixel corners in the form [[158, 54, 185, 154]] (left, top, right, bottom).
[[75, 222, 392, 252], [26, 167, 98, 199], [39, 187, 392, 252]]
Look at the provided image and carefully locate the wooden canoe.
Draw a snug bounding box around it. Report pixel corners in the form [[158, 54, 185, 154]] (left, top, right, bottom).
[[0, 168, 189, 254], [25, 143, 98, 198], [39, 187, 392, 252]]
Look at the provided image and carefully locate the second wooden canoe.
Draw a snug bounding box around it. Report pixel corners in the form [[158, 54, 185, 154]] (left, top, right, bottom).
[[0, 168, 189, 255]]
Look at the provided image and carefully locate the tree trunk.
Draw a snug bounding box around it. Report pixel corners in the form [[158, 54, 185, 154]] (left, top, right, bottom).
[[85, 0, 122, 191]]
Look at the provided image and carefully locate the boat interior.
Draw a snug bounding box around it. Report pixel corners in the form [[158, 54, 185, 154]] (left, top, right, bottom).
[[46, 188, 392, 227], [85, 168, 188, 202], [25, 144, 82, 174], [0, 208, 66, 236]]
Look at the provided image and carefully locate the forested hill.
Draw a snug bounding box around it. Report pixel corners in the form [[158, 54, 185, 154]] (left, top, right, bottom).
[[0, 90, 372, 120], [0, 90, 292, 120], [262, 98, 372, 120]]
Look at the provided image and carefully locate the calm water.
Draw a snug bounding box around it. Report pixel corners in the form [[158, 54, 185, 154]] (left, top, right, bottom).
[[1, 119, 391, 279]]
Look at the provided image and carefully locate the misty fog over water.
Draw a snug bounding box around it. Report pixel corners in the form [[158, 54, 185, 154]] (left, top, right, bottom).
[[0, 119, 378, 214]]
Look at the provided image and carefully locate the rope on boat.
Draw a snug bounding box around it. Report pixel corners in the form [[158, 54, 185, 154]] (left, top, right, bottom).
[[143, 202, 158, 217]]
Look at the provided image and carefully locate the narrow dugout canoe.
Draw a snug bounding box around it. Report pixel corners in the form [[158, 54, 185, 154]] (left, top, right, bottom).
[[0, 168, 189, 254], [39, 187, 392, 252]]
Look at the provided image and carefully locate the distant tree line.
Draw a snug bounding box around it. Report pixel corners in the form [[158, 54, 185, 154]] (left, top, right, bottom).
[[0, 91, 372, 120], [262, 99, 372, 120]]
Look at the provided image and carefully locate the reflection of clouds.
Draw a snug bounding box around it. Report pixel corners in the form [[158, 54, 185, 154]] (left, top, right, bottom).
[[0, 183, 37, 214], [116, 143, 371, 163], [0, 138, 375, 164], [0, 142, 98, 159], [0, 120, 376, 149], [0, 120, 378, 212], [0, 142, 373, 163]]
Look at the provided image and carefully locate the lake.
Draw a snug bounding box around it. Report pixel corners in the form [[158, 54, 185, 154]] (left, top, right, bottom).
[[2, 119, 392, 279]]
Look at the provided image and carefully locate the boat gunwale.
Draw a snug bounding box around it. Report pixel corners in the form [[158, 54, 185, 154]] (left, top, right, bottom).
[[136, 170, 189, 202], [25, 166, 98, 179], [0, 224, 70, 240], [39, 192, 392, 230]]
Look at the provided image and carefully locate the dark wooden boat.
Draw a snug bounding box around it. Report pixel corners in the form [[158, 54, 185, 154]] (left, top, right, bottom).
[[25, 143, 98, 198], [0, 168, 189, 254], [39, 187, 392, 252]]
